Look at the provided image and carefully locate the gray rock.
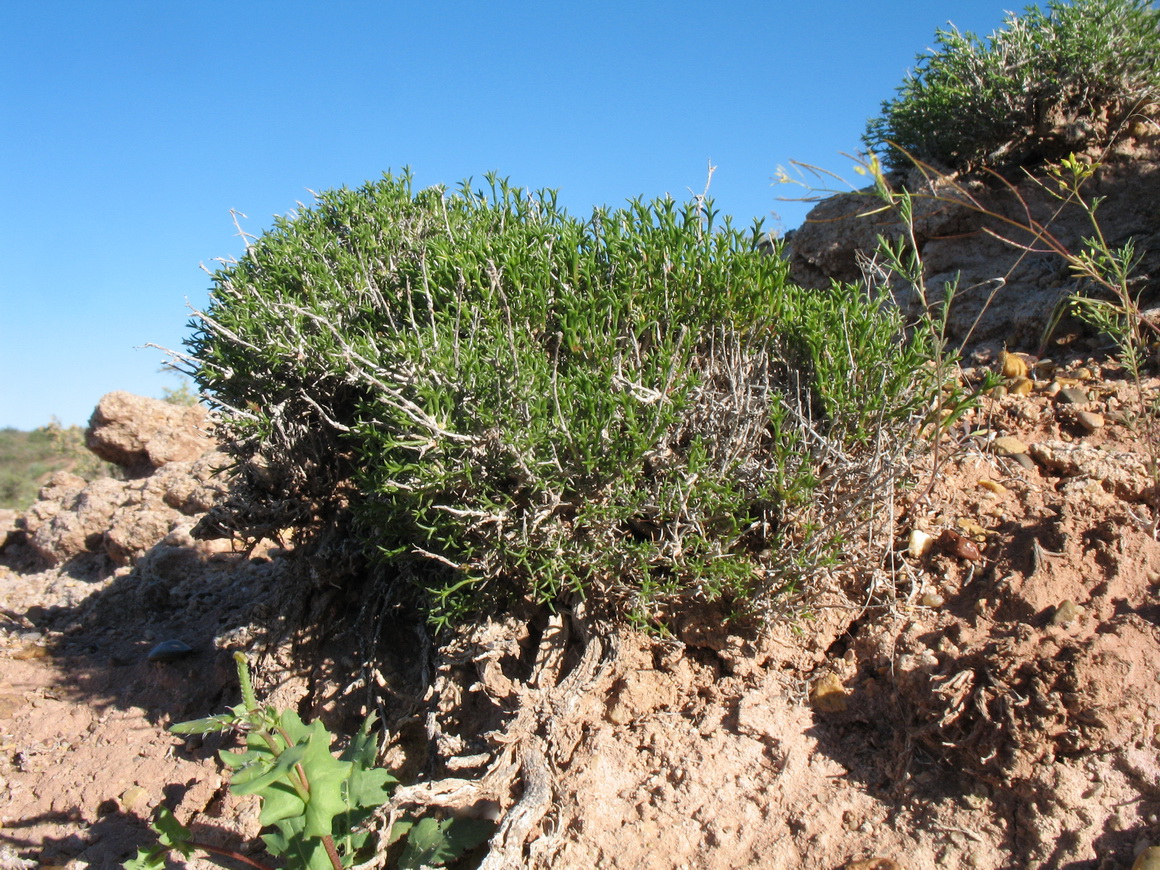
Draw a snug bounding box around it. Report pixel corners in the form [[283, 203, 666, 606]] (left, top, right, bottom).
[[146, 639, 195, 662], [105, 507, 180, 566], [27, 478, 125, 564], [1011, 453, 1037, 470], [786, 153, 1160, 349], [1056, 387, 1091, 405], [1029, 439, 1154, 501]]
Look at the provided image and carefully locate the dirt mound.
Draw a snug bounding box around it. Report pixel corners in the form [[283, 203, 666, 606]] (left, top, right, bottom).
[[481, 357, 1160, 869], [785, 142, 1160, 354], [2, 353, 1159, 870]]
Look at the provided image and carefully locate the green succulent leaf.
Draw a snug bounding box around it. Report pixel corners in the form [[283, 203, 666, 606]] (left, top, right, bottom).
[[122, 806, 194, 870], [122, 848, 168, 870], [262, 819, 333, 870], [151, 806, 194, 850], [294, 719, 355, 838], [229, 741, 309, 796]]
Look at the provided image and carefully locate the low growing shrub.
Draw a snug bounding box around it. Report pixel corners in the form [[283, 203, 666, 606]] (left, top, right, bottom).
[[187, 170, 932, 628], [865, 0, 1160, 174]]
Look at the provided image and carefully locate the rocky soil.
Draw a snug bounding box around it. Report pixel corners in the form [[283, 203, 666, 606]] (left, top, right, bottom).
[[2, 356, 1159, 870], [3, 154, 1160, 868]]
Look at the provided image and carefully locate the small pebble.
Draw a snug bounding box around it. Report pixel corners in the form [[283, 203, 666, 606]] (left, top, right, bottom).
[[1008, 376, 1034, 396], [1134, 846, 1160, 870], [963, 783, 990, 809], [1000, 351, 1029, 378], [937, 529, 982, 561], [921, 591, 945, 608], [11, 644, 47, 661], [1051, 599, 1080, 627], [1076, 411, 1105, 432], [992, 435, 1028, 456], [146, 639, 195, 663], [1011, 453, 1036, 470], [119, 785, 149, 812], [908, 529, 934, 559], [1057, 386, 1090, 405], [810, 672, 848, 713], [957, 518, 987, 538]]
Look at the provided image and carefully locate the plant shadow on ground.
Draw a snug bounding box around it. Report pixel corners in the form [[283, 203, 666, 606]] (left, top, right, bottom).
[[0, 532, 434, 867], [793, 491, 1160, 868], [800, 638, 1160, 870], [8, 804, 262, 870]]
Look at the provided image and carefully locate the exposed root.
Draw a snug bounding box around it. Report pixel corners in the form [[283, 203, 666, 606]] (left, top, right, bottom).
[[478, 738, 552, 869], [375, 605, 619, 868]]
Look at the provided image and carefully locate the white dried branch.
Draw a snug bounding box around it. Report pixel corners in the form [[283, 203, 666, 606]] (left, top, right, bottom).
[[189, 306, 263, 353], [412, 546, 461, 569]]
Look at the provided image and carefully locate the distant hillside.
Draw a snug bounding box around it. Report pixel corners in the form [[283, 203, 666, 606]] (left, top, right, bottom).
[[0, 423, 118, 511]]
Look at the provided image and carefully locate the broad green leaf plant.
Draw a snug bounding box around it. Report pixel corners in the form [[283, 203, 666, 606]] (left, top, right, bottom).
[[125, 653, 492, 870]]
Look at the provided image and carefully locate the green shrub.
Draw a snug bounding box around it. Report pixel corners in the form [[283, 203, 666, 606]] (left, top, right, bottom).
[[865, 0, 1160, 174], [188, 170, 931, 628]]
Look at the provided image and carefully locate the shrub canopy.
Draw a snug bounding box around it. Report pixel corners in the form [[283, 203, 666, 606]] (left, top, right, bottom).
[[865, 0, 1160, 173], [189, 171, 929, 628]]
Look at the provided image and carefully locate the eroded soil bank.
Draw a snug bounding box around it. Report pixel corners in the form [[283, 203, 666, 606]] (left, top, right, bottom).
[[2, 352, 1159, 870]]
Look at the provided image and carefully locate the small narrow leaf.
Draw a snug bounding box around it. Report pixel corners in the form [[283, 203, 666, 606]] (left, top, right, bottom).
[[169, 713, 235, 735]]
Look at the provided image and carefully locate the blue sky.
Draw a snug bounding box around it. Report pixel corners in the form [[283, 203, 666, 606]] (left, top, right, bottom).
[[1, 1, 1022, 430]]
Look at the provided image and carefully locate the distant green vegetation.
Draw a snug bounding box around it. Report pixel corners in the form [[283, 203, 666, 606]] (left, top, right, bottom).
[[865, 0, 1160, 173], [0, 422, 116, 511], [159, 368, 200, 407], [0, 381, 199, 513]]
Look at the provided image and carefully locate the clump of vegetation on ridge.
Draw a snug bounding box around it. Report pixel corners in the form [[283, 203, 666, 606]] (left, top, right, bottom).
[[186, 170, 932, 628], [865, 0, 1160, 174], [0, 422, 118, 511]]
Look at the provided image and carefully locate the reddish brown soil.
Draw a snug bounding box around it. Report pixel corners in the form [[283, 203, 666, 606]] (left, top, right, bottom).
[[1, 358, 1158, 869]]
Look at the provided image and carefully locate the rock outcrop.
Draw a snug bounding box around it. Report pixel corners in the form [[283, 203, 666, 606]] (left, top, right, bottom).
[[85, 390, 213, 474], [11, 393, 225, 566], [786, 145, 1160, 352]]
